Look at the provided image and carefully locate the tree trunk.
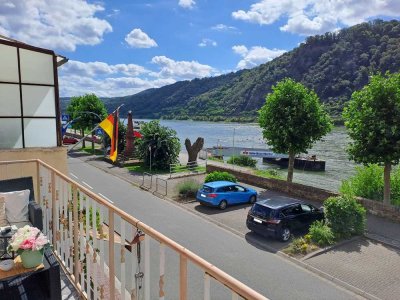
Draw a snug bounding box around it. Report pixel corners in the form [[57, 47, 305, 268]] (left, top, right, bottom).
[[81, 129, 86, 148], [287, 150, 295, 183], [384, 162, 391, 205], [91, 132, 95, 154], [185, 137, 204, 167]]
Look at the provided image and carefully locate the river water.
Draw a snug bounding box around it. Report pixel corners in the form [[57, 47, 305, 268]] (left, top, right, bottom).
[[134, 119, 356, 192]]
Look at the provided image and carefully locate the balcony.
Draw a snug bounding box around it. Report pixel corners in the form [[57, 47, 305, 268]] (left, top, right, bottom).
[[0, 159, 267, 300]]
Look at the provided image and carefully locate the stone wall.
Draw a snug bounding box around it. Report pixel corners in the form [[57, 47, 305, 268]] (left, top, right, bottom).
[[206, 164, 400, 223], [357, 197, 400, 222]]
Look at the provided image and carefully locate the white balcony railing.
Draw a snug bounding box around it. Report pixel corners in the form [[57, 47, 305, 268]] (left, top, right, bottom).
[[0, 159, 268, 300]]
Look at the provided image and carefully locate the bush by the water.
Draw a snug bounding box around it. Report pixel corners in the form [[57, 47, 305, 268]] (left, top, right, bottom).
[[324, 195, 366, 239], [227, 155, 257, 168], [205, 171, 237, 183], [176, 180, 201, 198], [340, 164, 400, 206], [308, 220, 335, 247], [254, 169, 283, 179]]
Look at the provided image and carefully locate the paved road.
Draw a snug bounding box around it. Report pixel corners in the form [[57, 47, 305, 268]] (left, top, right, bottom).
[[68, 156, 360, 300]]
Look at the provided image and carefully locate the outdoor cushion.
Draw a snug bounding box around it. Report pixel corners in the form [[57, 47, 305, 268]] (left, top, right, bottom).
[[0, 196, 7, 227], [0, 189, 30, 223]]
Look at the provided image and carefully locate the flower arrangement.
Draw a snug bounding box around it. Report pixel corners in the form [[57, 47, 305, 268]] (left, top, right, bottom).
[[7, 225, 49, 255]]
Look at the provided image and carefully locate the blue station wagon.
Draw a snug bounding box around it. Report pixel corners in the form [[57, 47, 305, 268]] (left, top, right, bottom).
[[196, 181, 257, 210]]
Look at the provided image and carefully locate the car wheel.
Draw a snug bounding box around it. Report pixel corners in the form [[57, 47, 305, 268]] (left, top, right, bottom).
[[219, 200, 227, 210], [249, 195, 256, 204], [280, 227, 291, 242]]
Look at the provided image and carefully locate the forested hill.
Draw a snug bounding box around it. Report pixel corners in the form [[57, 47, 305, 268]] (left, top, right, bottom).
[[61, 20, 400, 122]]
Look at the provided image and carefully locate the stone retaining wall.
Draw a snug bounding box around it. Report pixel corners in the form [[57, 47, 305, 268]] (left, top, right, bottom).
[[206, 164, 400, 223], [357, 197, 400, 222]]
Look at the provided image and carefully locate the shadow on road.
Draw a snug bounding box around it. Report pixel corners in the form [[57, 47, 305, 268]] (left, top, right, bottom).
[[244, 232, 289, 253], [194, 203, 252, 215]]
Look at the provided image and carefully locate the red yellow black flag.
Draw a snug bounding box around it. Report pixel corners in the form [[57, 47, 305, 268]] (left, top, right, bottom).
[[99, 110, 119, 162]]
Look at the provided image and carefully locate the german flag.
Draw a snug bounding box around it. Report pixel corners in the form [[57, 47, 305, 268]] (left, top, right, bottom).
[[99, 110, 119, 162]]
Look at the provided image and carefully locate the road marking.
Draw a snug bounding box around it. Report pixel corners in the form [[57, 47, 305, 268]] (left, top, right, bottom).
[[69, 173, 78, 179], [82, 181, 93, 189], [98, 193, 114, 203]]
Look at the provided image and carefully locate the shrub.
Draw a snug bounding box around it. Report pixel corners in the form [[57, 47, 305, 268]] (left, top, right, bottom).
[[340, 164, 383, 200], [324, 195, 366, 239], [176, 180, 201, 198], [284, 237, 314, 255], [308, 220, 335, 247], [254, 169, 283, 179], [340, 164, 400, 206], [205, 171, 237, 183], [227, 155, 257, 168]]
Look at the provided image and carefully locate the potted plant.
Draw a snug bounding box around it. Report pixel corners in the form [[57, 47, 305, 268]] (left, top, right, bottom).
[[7, 225, 49, 268]]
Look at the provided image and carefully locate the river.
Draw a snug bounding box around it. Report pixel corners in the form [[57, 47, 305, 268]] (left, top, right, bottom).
[[133, 119, 356, 192]]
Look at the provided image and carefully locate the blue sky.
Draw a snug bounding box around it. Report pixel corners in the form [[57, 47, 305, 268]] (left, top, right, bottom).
[[1, 0, 400, 97]]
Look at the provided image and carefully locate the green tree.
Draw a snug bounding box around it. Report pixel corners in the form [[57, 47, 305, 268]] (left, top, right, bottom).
[[259, 78, 332, 182], [343, 72, 400, 205], [136, 120, 180, 171], [66, 94, 107, 149]]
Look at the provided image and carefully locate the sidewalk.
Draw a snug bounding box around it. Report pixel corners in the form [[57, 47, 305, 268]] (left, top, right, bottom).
[[70, 152, 400, 300]]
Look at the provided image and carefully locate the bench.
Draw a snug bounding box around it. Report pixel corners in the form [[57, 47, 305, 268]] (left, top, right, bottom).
[[0, 177, 43, 231]]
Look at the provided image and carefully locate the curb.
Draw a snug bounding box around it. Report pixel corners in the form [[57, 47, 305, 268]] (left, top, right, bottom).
[[364, 232, 400, 250], [301, 236, 362, 261], [75, 156, 383, 300]]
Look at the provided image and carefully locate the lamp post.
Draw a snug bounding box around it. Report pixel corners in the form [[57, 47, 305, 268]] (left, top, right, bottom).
[[149, 145, 152, 172]]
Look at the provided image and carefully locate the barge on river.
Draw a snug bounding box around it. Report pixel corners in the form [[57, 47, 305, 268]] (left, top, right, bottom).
[[262, 156, 325, 171], [208, 147, 325, 171]]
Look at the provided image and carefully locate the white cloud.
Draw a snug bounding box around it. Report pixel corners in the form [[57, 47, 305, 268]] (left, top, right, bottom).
[[179, 0, 196, 9], [232, 45, 286, 69], [0, 0, 112, 51], [198, 38, 217, 47], [107, 9, 120, 18], [211, 24, 237, 32], [125, 28, 158, 48], [232, 0, 400, 35], [61, 60, 149, 77], [59, 57, 216, 97], [232, 45, 248, 56], [151, 56, 215, 80]]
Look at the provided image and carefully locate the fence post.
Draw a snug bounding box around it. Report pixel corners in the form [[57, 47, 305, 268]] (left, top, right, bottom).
[[180, 254, 187, 300], [51, 171, 57, 249], [72, 185, 79, 284], [109, 210, 115, 300]]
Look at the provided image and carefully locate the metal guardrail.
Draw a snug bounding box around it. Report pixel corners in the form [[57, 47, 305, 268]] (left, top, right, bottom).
[[0, 159, 268, 300], [141, 172, 153, 190], [155, 177, 168, 196]]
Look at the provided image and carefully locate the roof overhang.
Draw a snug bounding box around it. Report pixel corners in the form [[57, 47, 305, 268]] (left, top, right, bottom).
[[0, 34, 68, 67]]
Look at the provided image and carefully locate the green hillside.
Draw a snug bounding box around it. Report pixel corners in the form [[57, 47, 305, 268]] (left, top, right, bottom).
[[62, 20, 400, 122]]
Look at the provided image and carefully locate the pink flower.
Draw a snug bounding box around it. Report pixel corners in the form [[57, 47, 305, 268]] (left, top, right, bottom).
[[20, 238, 34, 250], [8, 225, 49, 252]]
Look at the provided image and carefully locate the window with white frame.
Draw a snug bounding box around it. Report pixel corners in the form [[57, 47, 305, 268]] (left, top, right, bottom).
[[0, 41, 60, 149]]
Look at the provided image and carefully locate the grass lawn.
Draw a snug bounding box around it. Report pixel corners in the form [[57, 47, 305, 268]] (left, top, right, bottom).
[[125, 164, 169, 174], [172, 165, 206, 173], [254, 169, 283, 180], [81, 146, 104, 155]]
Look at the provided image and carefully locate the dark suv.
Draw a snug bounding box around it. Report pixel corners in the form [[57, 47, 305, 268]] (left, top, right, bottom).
[[246, 196, 324, 242]]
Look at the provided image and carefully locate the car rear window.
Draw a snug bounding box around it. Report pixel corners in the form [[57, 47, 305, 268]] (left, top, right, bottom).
[[251, 203, 275, 219], [202, 185, 213, 193]]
